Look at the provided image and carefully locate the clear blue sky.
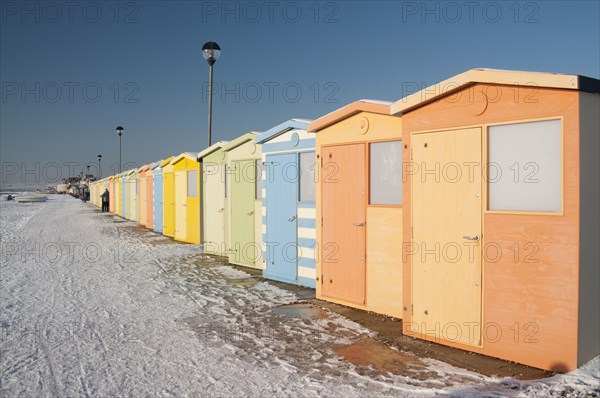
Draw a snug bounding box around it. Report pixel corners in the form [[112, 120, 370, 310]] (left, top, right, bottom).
[[1, 0, 599, 185]]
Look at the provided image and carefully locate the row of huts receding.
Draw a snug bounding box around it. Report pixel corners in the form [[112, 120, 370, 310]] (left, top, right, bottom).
[[88, 68, 599, 373]]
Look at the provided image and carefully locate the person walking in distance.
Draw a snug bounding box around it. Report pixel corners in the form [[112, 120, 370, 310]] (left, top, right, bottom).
[[101, 189, 110, 212]]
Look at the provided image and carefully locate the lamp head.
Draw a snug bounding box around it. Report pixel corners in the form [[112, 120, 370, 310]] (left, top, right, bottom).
[[202, 41, 221, 66]]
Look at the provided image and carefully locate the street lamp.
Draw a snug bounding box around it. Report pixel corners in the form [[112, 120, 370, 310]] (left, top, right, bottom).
[[202, 41, 220, 147], [97, 154, 102, 178], [116, 126, 124, 174], [86, 165, 90, 178]]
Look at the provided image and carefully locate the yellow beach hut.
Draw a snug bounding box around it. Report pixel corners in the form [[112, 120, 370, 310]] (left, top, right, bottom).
[[108, 176, 115, 213], [162, 160, 176, 237], [138, 164, 151, 227], [172, 153, 201, 244]]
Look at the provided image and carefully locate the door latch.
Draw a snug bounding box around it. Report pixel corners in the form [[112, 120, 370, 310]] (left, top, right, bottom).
[[353, 222, 365, 227], [463, 235, 480, 241], [288, 216, 296, 222]]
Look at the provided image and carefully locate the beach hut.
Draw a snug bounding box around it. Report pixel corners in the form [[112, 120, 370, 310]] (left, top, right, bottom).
[[390, 68, 599, 372], [152, 157, 172, 234], [92, 181, 99, 206], [308, 100, 403, 318], [222, 132, 262, 268], [115, 173, 122, 216], [199, 142, 228, 256], [145, 160, 161, 229], [133, 169, 141, 222], [138, 164, 151, 227], [108, 176, 115, 212], [89, 182, 96, 206], [121, 171, 129, 218], [171, 153, 201, 244], [162, 160, 176, 237], [255, 119, 317, 288], [123, 169, 135, 219]]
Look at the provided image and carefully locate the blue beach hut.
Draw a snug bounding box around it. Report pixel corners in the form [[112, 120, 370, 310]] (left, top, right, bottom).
[[152, 157, 172, 234], [255, 119, 317, 288]]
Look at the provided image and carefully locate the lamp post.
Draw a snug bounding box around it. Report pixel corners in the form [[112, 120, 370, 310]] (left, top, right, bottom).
[[116, 126, 124, 174], [97, 154, 102, 178], [201, 41, 221, 147], [86, 166, 90, 178]]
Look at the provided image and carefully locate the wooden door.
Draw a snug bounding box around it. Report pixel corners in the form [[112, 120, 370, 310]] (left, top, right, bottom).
[[203, 162, 225, 255], [230, 160, 256, 266], [175, 170, 187, 240], [122, 179, 128, 218], [411, 128, 483, 346], [264, 153, 298, 283], [321, 144, 366, 304], [153, 173, 164, 232], [146, 176, 154, 228], [163, 172, 175, 236], [140, 176, 147, 225]]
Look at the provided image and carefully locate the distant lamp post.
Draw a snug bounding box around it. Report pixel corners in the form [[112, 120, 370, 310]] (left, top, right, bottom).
[[97, 154, 102, 178], [116, 126, 124, 173], [86, 165, 90, 177], [201, 41, 221, 147]]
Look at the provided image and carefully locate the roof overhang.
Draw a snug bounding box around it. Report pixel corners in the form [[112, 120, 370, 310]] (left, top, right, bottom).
[[171, 152, 200, 165], [221, 132, 260, 152], [198, 141, 228, 160], [307, 100, 392, 132], [149, 160, 163, 170], [391, 68, 600, 115], [255, 119, 313, 144]]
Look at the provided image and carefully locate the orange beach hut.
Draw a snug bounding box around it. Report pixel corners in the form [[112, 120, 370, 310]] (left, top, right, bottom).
[[308, 100, 404, 319], [392, 68, 599, 371]]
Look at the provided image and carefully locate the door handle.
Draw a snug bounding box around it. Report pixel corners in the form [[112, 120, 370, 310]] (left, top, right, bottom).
[[288, 216, 296, 222], [218, 208, 224, 213], [353, 222, 365, 227], [247, 211, 255, 215], [463, 235, 480, 241]]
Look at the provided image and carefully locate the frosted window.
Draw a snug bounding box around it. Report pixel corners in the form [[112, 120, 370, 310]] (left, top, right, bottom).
[[300, 152, 316, 202], [370, 141, 403, 205], [255, 160, 262, 200], [488, 119, 561, 212], [187, 170, 198, 197]]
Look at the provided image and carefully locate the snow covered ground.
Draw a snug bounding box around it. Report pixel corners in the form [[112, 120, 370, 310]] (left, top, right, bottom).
[[1, 195, 598, 397]]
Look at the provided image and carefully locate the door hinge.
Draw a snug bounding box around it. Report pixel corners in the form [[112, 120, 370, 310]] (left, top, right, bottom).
[[411, 226, 413, 239], [320, 275, 323, 284], [410, 148, 413, 161], [321, 217, 323, 227], [411, 304, 413, 315]]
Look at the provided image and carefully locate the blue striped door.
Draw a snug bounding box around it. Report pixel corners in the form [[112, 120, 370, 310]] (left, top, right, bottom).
[[264, 153, 298, 283]]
